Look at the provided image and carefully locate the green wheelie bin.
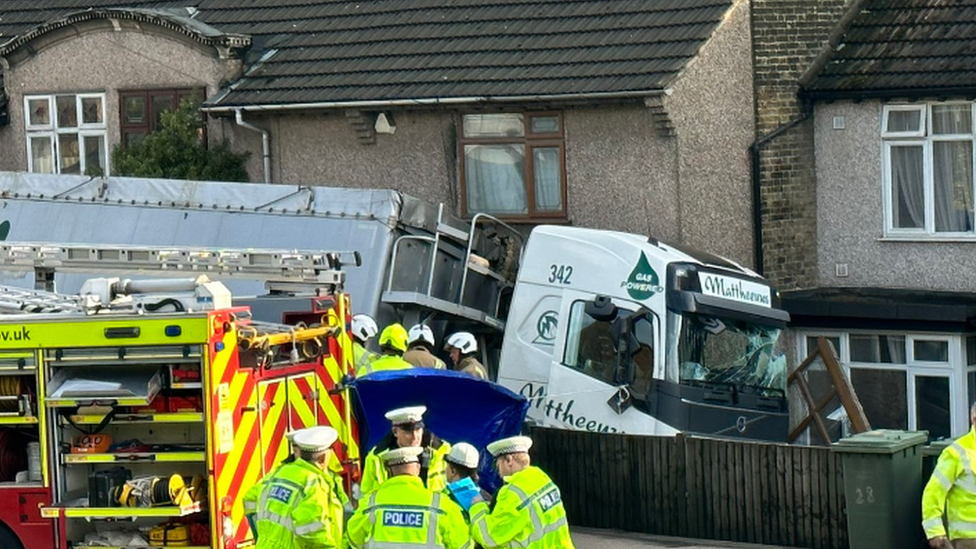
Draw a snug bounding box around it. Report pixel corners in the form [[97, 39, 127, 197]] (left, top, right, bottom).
[[831, 430, 928, 549]]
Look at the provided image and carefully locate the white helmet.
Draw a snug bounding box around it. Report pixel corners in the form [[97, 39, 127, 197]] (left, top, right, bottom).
[[351, 314, 378, 342], [446, 332, 477, 354], [407, 324, 435, 348]]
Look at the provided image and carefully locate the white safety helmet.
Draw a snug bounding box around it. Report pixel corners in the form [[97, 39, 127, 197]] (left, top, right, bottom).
[[351, 314, 378, 342], [407, 324, 436, 348], [445, 332, 478, 354]]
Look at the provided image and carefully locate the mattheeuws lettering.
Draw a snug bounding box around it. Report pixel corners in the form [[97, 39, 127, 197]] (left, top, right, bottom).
[[519, 382, 619, 433], [383, 510, 425, 528], [698, 272, 771, 308]]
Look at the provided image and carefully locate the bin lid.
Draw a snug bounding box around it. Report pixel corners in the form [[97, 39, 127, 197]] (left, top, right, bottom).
[[831, 429, 929, 454], [922, 438, 955, 457]]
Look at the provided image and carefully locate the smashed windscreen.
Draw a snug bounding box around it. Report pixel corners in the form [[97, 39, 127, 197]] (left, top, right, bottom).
[[673, 313, 787, 396]]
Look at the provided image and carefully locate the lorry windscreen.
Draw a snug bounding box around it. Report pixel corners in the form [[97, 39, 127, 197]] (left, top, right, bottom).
[[672, 313, 787, 396]]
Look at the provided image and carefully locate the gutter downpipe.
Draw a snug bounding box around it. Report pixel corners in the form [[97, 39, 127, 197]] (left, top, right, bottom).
[[749, 103, 812, 276], [234, 108, 271, 183]]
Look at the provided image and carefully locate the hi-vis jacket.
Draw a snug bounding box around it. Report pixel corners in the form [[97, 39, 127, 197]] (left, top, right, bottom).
[[347, 475, 472, 549], [242, 459, 343, 549], [470, 466, 575, 549], [353, 342, 378, 374], [356, 353, 413, 378], [923, 428, 976, 540], [361, 436, 451, 496]]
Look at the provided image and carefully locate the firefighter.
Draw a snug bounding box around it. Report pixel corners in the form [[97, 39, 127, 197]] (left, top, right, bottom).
[[469, 436, 575, 549], [351, 314, 379, 374], [360, 405, 451, 496], [356, 323, 413, 377], [444, 442, 493, 521], [403, 323, 448, 369], [249, 426, 345, 548], [923, 402, 976, 548], [445, 332, 487, 380], [347, 446, 472, 549]]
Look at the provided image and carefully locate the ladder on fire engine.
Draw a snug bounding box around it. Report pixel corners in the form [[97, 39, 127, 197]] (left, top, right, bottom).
[[0, 241, 360, 292]]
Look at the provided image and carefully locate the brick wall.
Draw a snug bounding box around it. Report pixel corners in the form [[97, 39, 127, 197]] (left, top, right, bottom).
[[751, 0, 853, 289]]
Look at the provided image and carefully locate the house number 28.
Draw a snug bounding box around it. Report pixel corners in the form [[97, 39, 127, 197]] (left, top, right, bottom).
[[854, 486, 875, 504]]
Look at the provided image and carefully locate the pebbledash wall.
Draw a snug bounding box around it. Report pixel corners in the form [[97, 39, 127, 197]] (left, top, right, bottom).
[[750, 0, 854, 289], [220, 0, 757, 266], [814, 101, 976, 291], [0, 20, 241, 172]]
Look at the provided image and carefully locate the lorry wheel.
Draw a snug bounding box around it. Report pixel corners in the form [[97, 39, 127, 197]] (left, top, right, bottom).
[[0, 525, 23, 549]]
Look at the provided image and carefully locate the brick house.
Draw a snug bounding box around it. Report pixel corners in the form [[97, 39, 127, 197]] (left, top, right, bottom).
[[783, 0, 976, 440], [0, 1, 759, 266]]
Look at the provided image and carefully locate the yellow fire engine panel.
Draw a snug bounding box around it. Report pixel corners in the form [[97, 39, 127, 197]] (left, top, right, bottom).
[[0, 316, 209, 349]]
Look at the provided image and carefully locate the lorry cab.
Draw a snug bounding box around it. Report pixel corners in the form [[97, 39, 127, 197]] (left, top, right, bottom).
[[496, 226, 790, 441]]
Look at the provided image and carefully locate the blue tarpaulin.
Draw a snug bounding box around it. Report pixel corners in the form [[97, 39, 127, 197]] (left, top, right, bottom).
[[350, 368, 529, 490]]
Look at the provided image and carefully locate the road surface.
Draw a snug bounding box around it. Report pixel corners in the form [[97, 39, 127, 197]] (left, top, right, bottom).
[[573, 528, 792, 549]]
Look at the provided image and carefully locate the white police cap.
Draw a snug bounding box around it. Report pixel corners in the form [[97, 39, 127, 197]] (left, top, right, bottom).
[[381, 446, 424, 466], [292, 426, 338, 452], [445, 442, 480, 469], [385, 405, 427, 427], [487, 436, 533, 457]]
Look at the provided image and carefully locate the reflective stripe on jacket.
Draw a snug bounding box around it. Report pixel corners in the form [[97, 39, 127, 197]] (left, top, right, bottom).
[[354, 342, 378, 373], [361, 440, 452, 497], [347, 475, 472, 549], [356, 354, 413, 378], [252, 458, 343, 549], [457, 357, 487, 380], [470, 466, 574, 549], [403, 346, 447, 370], [923, 428, 976, 540]]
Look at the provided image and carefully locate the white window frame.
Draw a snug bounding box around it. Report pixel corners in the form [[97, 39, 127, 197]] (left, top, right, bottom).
[[882, 102, 976, 238], [24, 93, 108, 176], [795, 330, 968, 438], [882, 104, 926, 138]]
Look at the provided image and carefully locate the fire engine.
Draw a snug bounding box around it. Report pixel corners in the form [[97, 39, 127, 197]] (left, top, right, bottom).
[[0, 242, 360, 549]]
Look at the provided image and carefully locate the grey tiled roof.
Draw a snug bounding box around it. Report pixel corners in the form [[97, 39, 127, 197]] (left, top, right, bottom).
[[802, 0, 976, 99], [0, 0, 736, 107]]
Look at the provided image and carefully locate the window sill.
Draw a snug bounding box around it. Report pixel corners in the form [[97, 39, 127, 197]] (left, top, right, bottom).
[[878, 236, 976, 243], [462, 215, 571, 225]]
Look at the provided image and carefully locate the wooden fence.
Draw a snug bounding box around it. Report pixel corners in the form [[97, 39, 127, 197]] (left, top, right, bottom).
[[529, 427, 849, 548]]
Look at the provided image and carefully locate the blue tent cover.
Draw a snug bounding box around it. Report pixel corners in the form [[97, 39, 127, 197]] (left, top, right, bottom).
[[350, 368, 529, 490]]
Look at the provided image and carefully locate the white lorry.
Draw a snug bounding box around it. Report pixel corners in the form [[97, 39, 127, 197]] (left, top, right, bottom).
[[0, 172, 789, 440]]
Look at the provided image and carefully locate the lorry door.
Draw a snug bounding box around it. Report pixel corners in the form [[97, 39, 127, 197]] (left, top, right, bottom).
[[257, 378, 289, 474], [542, 290, 676, 436]]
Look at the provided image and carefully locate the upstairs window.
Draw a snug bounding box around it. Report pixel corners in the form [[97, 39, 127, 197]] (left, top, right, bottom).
[[883, 103, 976, 236], [25, 93, 107, 176], [459, 113, 566, 219], [120, 89, 203, 147]]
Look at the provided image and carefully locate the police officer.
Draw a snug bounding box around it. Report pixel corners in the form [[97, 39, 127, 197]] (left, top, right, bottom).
[[351, 314, 379, 374], [443, 442, 493, 521], [361, 405, 451, 496], [445, 332, 487, 380], [403, 324, 448, 369], [248, 426, 345, 548], [356, 323, 413, 377], [923, 402, 976, 548], [348, 446, 472, 549], [469, 436, 575, 549]]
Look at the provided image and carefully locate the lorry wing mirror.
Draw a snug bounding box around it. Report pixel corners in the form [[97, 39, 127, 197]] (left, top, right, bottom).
[[585, 295, 618, 322]]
